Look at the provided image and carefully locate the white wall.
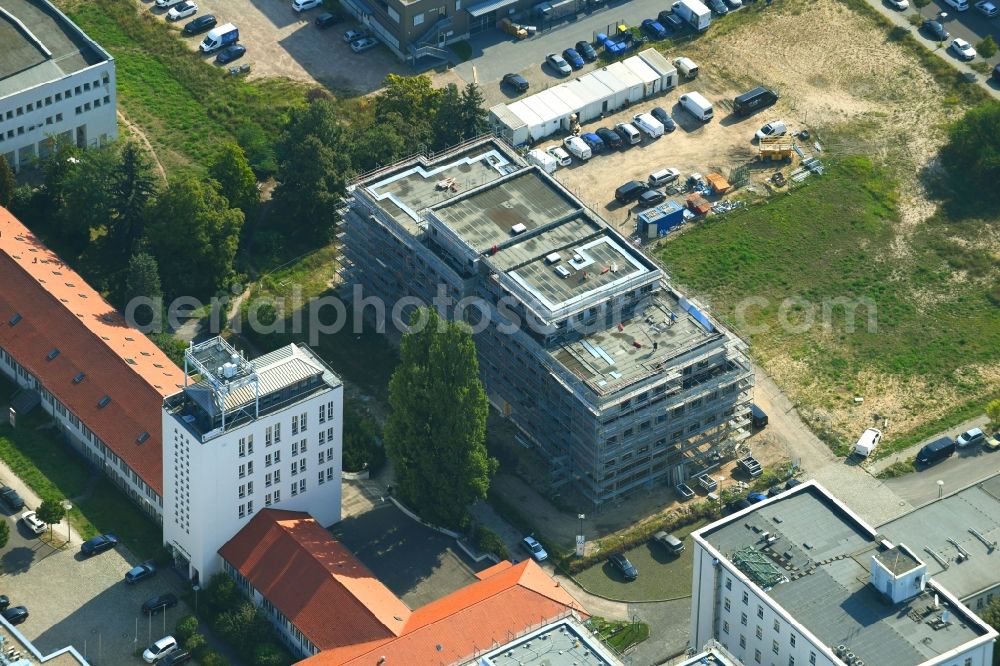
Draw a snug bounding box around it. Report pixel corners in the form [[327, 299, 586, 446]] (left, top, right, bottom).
[[0, 61, 117, 171], [163, 384, 344, 583]]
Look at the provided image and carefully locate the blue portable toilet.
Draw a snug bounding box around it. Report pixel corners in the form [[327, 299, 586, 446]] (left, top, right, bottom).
[[636, 200, 686, 239]]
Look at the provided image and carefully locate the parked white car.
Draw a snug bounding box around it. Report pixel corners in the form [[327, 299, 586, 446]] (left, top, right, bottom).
[[292, 0, 323, 11], [951, 38, 977, 60], [562, 135, 592, 160], [888, 0, 909, 10], [545, 145, 572, 166], [522, 536, 548, 562], [167, 1, 198, 20], [142, 636, 177, 664], [343, 28, 368, 42], [20, 510, 46, 535], [155, 0, 186, 8], [350, 37, 378, 53], [755, 120, 787, 140]]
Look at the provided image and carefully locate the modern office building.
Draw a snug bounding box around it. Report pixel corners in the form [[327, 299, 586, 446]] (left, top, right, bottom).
[[690, 480, 997, 666], [219, 509, 589, 664], [0, 0, 117, 171], [162, 337, 343, 583], [878, 472, 1000, 613], [0, 207, 181, 523], [341, 137, 753, 507]]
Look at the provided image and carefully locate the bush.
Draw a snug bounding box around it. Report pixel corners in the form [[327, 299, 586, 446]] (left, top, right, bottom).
[[877, 459, 916, 479], [978, 35, 998, 58], [175, 615, 199, 643], [988, 399, 1000, 429], [205, 572, 241, 615], [200, 650, 229, 666], [472, 524, 509, 560], [343, 405, 386, 474], [253, 642, 287, 666], [183, 632, 207, 654]]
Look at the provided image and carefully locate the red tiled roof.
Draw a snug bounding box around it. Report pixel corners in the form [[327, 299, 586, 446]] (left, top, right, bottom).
[[303, 558, 586, 666], [0, 207, 183, 494], [218, 510, 411, 650]]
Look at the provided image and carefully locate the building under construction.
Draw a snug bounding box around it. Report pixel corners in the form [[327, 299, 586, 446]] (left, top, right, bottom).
[[339, 137, 754, 507]]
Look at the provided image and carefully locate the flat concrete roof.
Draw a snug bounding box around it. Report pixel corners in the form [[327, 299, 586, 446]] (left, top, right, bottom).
[[362, 144, 514, 234], [553, 291, 720, 396], [698, 483, 990, 666], [878, 472, 1000, 601], [479, 618, 622, 666], [432, 168, 580, 252], [0, 0, 106, 98]]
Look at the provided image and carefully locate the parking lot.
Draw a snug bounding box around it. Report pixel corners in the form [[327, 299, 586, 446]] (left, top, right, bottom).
[[910, 0, 1000, 75], [141, 0, 407, 92], [330, 501, 489, 608], [1, 506, 188, 665]]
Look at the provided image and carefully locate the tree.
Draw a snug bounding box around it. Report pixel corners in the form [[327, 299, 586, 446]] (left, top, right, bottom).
[[61, 144, 118, 256], [108, 142, 157, 257], [205, 572, 241, 614], [940, 101, 1000, 206], [210, 143, 259, 217], [385, 308, 495, 528], [374, 74, 440, 152], [273, 134, 344, 242], [199, 651, 228, 666], [125, 252, 163, 309], [175, 615, 200, 643], [988, 399, 1000, 429], [0, 520, 8, 551], [978, 35, 998, 58], [460, 83, 489, 140], [433, 84, 466, 151], [0, 154, 14, 208], [36, 496, 66, 535], [252, 642, 287, 666], [146, 174, 244, 298], [982, 598, 1000, 665]]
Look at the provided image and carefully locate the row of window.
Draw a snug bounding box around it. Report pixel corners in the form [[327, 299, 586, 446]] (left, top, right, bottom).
[[0, 96, 110, 143], [2, 76, 108, 123]]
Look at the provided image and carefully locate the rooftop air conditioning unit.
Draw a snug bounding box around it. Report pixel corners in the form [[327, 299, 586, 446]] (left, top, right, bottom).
[[545, 252, 562, 264], [511, 223, 527, 235], [554, 266, 571, 279]]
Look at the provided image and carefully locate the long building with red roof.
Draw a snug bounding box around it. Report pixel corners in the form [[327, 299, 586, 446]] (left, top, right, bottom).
[[0, 206, 183, 519], [219, 510, 596, 665]]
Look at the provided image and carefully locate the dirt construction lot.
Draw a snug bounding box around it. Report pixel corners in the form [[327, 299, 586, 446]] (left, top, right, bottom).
[[547, 0, 943, 232], [142, 0, 406, 92]]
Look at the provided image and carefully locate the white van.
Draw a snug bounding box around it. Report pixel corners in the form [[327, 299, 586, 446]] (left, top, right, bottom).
[[679, 92, 714, 122], [853, 428, 883, 458], [527, 149, 558, 173], [563, 135, 592, 160], [944, 0, 969, 10], [673, 56, 699, 79], [632, 113, 664, 138], [615, 122, 642, 145]]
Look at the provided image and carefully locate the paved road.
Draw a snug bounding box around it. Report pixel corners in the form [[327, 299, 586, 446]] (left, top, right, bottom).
[[884, 444, 1000, 507], [868, 413, 991, 472]]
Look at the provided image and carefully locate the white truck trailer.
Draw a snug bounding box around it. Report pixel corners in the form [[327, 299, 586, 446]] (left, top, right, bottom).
[[673, 0, 711, 31]]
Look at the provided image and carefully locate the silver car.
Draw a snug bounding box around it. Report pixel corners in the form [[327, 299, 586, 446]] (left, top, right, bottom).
[[546, 53, 572, 76], [350, 37, 378, 53]]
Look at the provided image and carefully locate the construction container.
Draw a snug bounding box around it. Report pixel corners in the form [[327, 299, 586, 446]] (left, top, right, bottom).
[[705, 173, 731, 194], [637, 200, 686, 238], [685, 193, 711, 215]]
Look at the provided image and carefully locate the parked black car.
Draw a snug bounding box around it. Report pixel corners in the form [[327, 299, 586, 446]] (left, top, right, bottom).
[[0, 486, 24, 511], [596, 127, 624, 149], [0, 595, 9, 611], [2, 606, 28, 625], [575, 40, 598, 62], [215, 44, 247, 64], [615, 180, 648, 203], [80, 533, 119, 556], [638, 189, 666, 207], [993, 63, 1000, 83], [182, 14, 217, 35], [163, 651, 193, 666], [502, 72, 529, 93], [750, 403, 768, 429], [922, 19, 949, 41], [657, 10, 684, 31], [315, 11, 341, 28], [125, 562, 157, 584], [650, 107, 676, 132], [915, 436, 956, 466], [142, 593, 179, 615], [609, 553, 638, 580]]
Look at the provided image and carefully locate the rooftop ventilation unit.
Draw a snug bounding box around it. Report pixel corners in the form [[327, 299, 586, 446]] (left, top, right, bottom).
[[554, 266, 571, 279], [8, 313, 22, 326], [137, 432, 150, 444], [97, 395, 111, 409], [511, 223, 527, 235], [545, 252, 562, 264], [47, 348, 60, 360], [72, 372, 85, 384]]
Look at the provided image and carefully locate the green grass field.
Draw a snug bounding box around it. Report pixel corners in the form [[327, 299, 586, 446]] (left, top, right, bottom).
[[57, 0, 313, 174], [657, 156, 1000, 455], [573, 519, 707, 601]]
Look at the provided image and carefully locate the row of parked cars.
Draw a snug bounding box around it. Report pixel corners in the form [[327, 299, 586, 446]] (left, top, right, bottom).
[[154, 0, 248, 64], [557, 106, 676, 166], [915, 427, 1000, 466]]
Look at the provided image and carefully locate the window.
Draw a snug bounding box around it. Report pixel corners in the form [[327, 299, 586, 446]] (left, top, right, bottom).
[[274, 423, 281, 443], [319, 405, 326, 423], [266, 454, 272, 467], [319, 451, 325, 464], [388, 5, 400, 20], [723, 621, 730, 634], [739, 636, 746, 649], [773, 620, 780, 632], [964, 660, 972, 666], [740, 613, 747, 626], [754, 649, 761, 664], [742, 591, 749, 604], [809, 653, 816, 665], [772, 639, 779, 655], [266, 493, 272, 506], [788, 658, 795, 666], [247, 500, 253, 514], [274, 489, 280, 502], [274, 470, 281, 483], [327, 427, 334, 442], [239, 504, 245, 518], [291, 484, 298, 497], [725, 598, 731, 612], [327, 401, 334, 421], [266, 426, 272, 446], [247, 481, 254, 495], [248, 434, 254, 454], [292, 415, 299, 435], [319, 430, 326, 445], [274, 451, 281, 464], [299, 479, 305, 493], [291, 461, 298, 476], [757, 605, 764, 619], [789, 634, 796, 647], [326, 467, 334, 481], [239, 438, 246, 457], [292, 441, 298, 456], [319, 471, 325, 485], [266, 473, 273, 487], [726, 577, 732, 590], [300, 459, 306, 472], [301, 413, 307, 431], [239, 484, 246, 498], [413, 12, 424, 25], [300, 439, 307, 453], [239, 464, 246, 478], [755, 626, 762, 640]]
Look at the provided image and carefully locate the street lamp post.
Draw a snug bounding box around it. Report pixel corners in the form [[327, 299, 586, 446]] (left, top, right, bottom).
[[576, 514, 586, 558], [192, 585, 200, 615], [61, 500, 72, 546]]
